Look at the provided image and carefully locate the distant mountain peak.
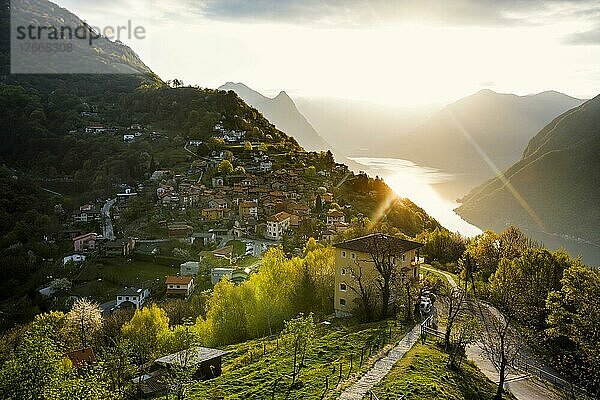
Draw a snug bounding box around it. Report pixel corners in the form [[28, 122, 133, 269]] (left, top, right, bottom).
[[218, 82, 339, 155]]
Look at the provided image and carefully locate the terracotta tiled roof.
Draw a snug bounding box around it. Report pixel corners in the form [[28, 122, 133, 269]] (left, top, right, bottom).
[[165, 276, 193, 285], [65, 347, 96, 368], [268, 211, 291, 223]]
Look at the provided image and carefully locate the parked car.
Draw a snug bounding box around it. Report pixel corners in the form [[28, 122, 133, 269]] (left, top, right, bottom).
[[419, 295, 432, 314]]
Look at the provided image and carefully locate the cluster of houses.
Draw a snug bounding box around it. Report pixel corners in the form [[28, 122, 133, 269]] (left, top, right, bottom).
[[151, 151, 350, 243]]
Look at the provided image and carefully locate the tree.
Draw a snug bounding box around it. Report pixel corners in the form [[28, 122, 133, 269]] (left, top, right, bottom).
[[102, 339, 135, 397], [234, 165, 246, 174], [479, 258, 526, 400], [509, 248, 568, 328], [465, 230, 500, 281], [217, 159, 234, 175], [243, 141, 253, 151], [121, 305, 172, 365], [361, 234, 407, 319], [305, 166, 316, 178], [443, 253, 472, 349], [258, 142, 268, 151], [546, 263, 600, 393], [282, 314, 316, 387], [302, 240, 335, 316], [197, 279, 247, 346], [420, 227, 467, 265], [447, 314, 479, 369], [66, 298, 103, 349], [347, 259, 379, 321], [0, 327, 64, 399]]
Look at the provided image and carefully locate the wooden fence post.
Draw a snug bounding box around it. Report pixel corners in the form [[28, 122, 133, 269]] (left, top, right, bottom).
[[348, 354, 353, 378], [360, 348, 364, 366]]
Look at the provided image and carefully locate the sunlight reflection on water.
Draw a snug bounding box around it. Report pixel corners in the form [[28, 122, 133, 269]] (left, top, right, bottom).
[[350, 157, 482, 237]]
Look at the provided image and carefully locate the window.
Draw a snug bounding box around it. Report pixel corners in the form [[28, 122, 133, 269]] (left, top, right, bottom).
[[340, 283, 347, 292], [341, 251, 346, 258], [350, 253, 356, 260], [126, 297, 129, 300], [339, 298, 346, 306], [118, 296, 122, 300], [341, 268, 347, 276]]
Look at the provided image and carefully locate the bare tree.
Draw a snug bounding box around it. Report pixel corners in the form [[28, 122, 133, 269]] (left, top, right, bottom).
[[347, 262, 379, 321], [443, 253, 473, 349], [360, 234, 420, 319], [477, 259, 526, 400], [443, 286, 467, 350]]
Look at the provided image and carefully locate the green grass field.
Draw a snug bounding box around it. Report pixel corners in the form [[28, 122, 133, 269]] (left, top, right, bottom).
[[371, 340, 515, 400], [183, 320, 411, 400], [71, 259, 177, 302]]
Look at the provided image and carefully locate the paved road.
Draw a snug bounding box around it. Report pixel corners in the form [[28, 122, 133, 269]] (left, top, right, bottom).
[[338, 324, 421, 400], [466, 345, 561, 400], [422, 266, 458, 288], [102, 198, 117, 240], [423, 266, 563, 400]]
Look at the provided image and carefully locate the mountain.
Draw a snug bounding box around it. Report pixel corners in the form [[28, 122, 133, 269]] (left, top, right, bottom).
[[396, 89, 585, 187], [456, 95, 600, 264], [218, 82, 333, 153], [294, 96, 438, 157], [0, 0, 160, 93]]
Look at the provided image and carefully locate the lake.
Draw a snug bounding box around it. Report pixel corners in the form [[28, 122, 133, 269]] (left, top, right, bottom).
[[350, 157, 482, 236], [350, 157, 600, 266]]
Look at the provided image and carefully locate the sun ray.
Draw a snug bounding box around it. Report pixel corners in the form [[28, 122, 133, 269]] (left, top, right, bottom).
[[444, 108, 547, 233]]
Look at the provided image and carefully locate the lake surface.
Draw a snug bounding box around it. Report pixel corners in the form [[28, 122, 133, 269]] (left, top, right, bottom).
[[350, 157, 482, 236], [350, 157, 600, 266]]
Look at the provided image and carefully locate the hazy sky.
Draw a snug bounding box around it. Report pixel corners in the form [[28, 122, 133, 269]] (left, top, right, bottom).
[[56, 0, 600, 105]]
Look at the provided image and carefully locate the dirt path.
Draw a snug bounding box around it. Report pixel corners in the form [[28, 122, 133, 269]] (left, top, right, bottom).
[[338, 324, 421, 400]]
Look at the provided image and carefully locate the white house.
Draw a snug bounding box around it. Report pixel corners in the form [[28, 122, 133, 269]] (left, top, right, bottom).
[[260, 160, 273, 172], [123, 134, 135, 142], [267, 211, 291, 241], [327, 209, 345, 226], [85, 126, 107, 133], [180, 261, 200, 276], [63, 253, 86, 266], [188, 140, 203, 146], [116, 287, 150, 308], [210, 267, 235, 286], [166, 276, 195, 298]]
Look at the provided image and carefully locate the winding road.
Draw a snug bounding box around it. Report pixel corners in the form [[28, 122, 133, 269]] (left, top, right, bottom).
[[422, 266, 563, 400], [102, 198, 117, 240]]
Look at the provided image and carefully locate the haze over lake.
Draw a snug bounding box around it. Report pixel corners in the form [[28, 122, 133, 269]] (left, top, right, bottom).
[[350, 157, 482, 236]]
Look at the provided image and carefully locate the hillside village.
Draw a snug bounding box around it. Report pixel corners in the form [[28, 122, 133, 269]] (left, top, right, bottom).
[[49, 114, 428, 313], [0, 79, 588, 399]]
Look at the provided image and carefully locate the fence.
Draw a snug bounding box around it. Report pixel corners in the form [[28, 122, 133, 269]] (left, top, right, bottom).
[[511, 357, 592, 399], [257, 323, 403, 399], [420, 314, 444, 342]]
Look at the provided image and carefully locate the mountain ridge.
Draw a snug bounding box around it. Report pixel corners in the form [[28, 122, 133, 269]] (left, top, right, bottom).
[[456, 94, 600, 263], [219, 82, 333, 153], [394, 89, 585, 189]]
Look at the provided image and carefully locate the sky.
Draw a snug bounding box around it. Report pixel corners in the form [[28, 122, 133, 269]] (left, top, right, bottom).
[[55, 0, 600, 105]]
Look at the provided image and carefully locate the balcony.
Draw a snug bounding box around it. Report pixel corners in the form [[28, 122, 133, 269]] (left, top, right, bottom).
[[411, 257, 424, 266]]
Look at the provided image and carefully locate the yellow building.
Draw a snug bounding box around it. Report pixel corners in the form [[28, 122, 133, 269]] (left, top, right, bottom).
[[333, 234, 423, 318], [202, 208, 228, 221]]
